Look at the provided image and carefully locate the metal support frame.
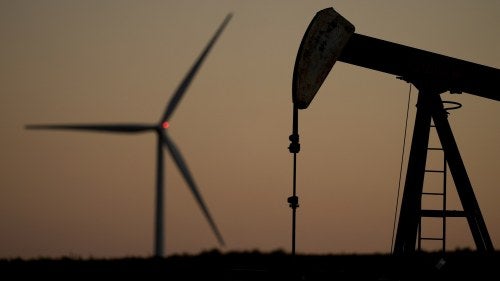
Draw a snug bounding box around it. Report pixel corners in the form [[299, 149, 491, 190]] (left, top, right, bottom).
[[394, 90, 494, 255]]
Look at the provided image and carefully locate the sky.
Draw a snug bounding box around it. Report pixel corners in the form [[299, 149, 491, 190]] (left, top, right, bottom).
[[1, 0, 499, 259]]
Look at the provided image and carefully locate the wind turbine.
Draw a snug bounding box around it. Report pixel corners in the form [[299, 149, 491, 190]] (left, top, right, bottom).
[[26, 13, 232, 258]]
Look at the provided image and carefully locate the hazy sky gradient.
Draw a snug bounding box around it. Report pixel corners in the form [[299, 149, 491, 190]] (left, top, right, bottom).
[[1, 0, 499, 259]]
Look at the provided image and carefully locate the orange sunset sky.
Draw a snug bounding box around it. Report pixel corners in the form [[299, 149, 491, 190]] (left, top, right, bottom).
[[1, 0, 499, 259]]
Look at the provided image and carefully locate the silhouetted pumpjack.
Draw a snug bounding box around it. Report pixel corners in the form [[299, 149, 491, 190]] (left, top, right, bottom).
[[291, 7, 499, 255]]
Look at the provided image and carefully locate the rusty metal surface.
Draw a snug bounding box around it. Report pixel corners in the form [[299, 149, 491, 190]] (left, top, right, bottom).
[[292, 7, 355, 109]]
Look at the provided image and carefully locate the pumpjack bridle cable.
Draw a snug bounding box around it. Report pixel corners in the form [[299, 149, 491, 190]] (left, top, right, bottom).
[[391, 83, 413, 253]]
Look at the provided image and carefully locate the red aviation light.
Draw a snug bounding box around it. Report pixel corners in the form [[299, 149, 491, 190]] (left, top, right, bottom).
[[162, 121, 170, 129]]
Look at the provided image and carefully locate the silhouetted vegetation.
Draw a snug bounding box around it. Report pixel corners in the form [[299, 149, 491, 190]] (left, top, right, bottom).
[[1, 249, 499, 280]]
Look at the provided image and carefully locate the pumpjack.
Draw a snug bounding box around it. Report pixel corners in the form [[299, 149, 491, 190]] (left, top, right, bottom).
[[290, 7, 499, 255]]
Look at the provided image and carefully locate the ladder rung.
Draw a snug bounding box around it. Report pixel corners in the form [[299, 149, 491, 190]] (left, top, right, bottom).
[[427, 147, 443, 151], [420, 237, 444, 241], [422, 192, 444, 196], [421, 210, 466, 217], [425, 169, 445, 173]]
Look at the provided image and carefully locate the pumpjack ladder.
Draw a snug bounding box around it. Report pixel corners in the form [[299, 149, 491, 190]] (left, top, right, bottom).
[[417, 102, 467, 254]]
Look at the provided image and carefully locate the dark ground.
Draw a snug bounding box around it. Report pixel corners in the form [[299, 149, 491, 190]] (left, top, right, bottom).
[[1, 249, 499, 280]]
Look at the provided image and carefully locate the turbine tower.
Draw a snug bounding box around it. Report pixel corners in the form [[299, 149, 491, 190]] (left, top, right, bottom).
[[26, 13, 232, 258]]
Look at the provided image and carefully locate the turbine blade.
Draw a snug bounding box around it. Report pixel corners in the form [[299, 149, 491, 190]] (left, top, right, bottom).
[[25, 123, 156, 133], [160, 13, 232, 123], [161, 132, 225, 246]]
